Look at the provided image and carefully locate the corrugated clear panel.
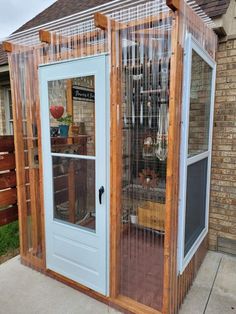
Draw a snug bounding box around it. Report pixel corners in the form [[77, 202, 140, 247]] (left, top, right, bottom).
[[8, 46, 45, 260], [179, 0, 217, 58], [7, 19, 109, 264], [118, 6, 172, 311], [8, 50, 32, 255], [44, 20, 108, 64]]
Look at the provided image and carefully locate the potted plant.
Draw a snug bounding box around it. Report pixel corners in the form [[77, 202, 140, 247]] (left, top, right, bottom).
[[57, 114, 73, 137]]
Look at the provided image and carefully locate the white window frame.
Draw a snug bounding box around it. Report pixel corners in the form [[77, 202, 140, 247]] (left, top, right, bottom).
[[4, 88, 14, 135], [178, 34, 216, 274]]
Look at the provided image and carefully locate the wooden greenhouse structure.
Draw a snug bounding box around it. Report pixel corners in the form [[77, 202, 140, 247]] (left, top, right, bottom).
[[3, 0, 217, 313]]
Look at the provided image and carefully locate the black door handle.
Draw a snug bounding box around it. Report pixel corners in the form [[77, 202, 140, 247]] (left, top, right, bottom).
[[99, 186, 105, 204]]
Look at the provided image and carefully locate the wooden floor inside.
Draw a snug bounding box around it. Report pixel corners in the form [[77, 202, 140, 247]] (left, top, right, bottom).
[[120, 226, 164, 311]]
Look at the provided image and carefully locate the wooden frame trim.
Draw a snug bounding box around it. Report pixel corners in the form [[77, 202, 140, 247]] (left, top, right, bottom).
[[109, 17, 122, 300], [115, 296, 162, 314], [163, 10, 183, 314], [96, 10, 178, 314]]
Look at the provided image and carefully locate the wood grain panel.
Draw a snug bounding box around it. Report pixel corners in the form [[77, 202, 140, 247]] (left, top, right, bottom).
[[0, 171, 16, 189], [177, 238, 208, 311], [0, 153, 15, 171], [0, 136, 15, 152], [0, 205, 18, 226], [0, 188, 17, 207]]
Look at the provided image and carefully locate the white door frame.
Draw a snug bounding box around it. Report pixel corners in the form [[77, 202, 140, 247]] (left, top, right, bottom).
[[39, 54, 110, 295], [178, 34, 216, 274]]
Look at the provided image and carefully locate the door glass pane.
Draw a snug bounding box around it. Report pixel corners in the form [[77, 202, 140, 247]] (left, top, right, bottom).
[[48, 76, 95, 156], [188, 51, 212, 157], [184, 158, 208, 256], [52, 156, 96, 231]]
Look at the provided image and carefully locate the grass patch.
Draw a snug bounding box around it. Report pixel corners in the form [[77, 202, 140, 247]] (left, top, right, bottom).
[[0, 221, 19, 256]]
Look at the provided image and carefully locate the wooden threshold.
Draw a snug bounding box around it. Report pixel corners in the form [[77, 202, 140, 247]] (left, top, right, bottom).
[[114, 295, 162, 314]]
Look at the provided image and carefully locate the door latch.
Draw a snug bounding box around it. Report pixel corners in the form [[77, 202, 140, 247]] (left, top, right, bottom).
[[99, 186, 105, 204]]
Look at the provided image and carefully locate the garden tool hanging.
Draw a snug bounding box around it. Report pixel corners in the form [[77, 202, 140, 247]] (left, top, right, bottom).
[[155, 102, 168, 161]]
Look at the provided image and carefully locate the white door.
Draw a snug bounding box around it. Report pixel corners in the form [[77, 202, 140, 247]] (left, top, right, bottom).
[[39, 55, 109, 295]]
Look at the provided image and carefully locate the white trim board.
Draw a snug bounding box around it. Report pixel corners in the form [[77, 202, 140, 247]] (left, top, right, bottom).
[[177, 34, 216, 274]]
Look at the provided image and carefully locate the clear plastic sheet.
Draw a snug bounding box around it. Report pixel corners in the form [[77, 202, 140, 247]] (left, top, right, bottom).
[[179, 1, 217, 58], [6, 0, 217, 311], [116, 6, 172, 311]]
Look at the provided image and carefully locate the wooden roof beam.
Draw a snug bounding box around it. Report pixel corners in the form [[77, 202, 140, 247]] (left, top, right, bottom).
[[166, 0, 180, 11], [94, 12, 122, 30], [39, 28, 104, 48], [39, 11, 172, 48], [2, 41, 34, 53], [39, 29, 51, 44], [94, 12, 108, 30], [39, 29, 69, 45], [2, 41, 14, 53]]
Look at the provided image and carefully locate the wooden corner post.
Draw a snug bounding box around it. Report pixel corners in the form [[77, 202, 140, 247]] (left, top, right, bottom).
[[163, 3, 184, 314], [94, 11, 122, 299], [7, 53, 28, 257], [109, 22, 122, 301]]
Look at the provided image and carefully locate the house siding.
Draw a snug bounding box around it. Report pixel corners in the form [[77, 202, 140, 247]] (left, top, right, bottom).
[[209, 39, 236, 251], [0, 88, 7, 135]]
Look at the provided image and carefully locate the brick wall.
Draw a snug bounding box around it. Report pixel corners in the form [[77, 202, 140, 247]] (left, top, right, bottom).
[[188, 50, 212, 157], [209, 39, 236, 251]]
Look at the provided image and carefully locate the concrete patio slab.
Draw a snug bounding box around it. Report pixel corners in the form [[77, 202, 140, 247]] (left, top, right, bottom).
[[205, 292, 236, 314], [213, 254, 236, 298], [180, 251, 236, 314], [0, 256, 121, 314], [1, 251, 236, 314], [205, 254, 236, 314], [179, 251, 223, 314]]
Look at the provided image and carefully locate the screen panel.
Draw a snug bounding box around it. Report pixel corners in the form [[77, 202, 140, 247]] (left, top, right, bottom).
[[184, 158, 208, 256]]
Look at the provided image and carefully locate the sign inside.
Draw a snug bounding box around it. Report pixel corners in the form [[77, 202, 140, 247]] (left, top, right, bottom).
[[72, 85, 95, 102]]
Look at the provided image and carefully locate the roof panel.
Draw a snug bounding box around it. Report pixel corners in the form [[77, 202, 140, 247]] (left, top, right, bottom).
[[14, 0, 230, 34], [195, 0, 230, 18], [14, 0, 111, 33], [0, 0, 230, 66]]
